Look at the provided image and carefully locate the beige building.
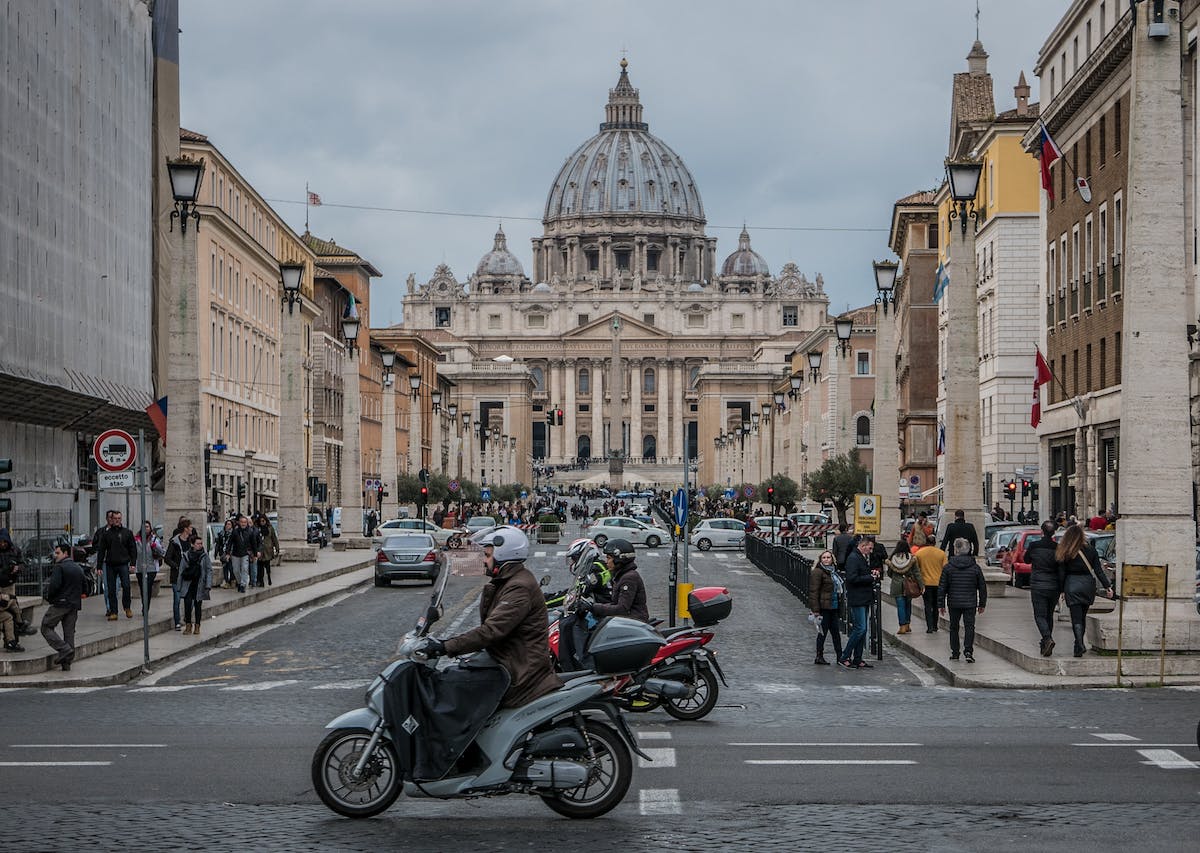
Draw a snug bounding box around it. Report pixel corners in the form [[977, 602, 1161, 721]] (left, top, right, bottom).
[[394, 61, 832, 489]]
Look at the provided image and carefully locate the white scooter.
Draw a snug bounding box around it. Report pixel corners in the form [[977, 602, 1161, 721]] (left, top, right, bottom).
[[311, 568, 683, 819]]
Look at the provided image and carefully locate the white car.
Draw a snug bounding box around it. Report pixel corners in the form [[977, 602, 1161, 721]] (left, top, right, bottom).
[[373, 518, 458, 548], [689, 518, 746, 551], [587, 517, 665, 548]]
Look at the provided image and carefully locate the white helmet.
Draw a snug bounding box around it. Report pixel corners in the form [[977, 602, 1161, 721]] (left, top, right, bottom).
[[480, 525, 530, 564], [564, 537, 601, 575]]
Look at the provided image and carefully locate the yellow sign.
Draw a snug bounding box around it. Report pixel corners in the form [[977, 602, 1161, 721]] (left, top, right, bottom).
[[854, 493, 881, 535], [1121, 564, 1168, 598], [677, 582, 694, 619]]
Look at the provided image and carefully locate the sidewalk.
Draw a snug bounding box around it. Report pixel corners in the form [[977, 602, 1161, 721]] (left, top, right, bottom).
[[883, 585, 1200, 688], [0, 546, 377, 688]]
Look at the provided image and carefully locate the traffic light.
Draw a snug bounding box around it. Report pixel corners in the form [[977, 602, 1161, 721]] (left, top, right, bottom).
[[1029, 481, 1039, 502], [418, 486, 428, 505], [556, 408, 564, 426], [766, 485, 775, 504], [0, 458, 11, 513], [1004, 480, 1017, 500], [237, 481, 247, 500], [1021, 479, 1031, 497], [545, 409, 554, 426]]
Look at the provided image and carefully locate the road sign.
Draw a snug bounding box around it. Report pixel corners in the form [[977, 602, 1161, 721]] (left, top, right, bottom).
[[520, 490, 528, 500], [854, 493, 881, 535], [743, 485, 755, 498], [909, 475, 920, 486], [899, 484, 910, 498], [364, 478, 378, 490], [419, 468, 430, 484], [98, 470, 135, 490], [480, 487, 492, 501], [1121, 564, 1168, 598], [724, 488, 735, 500], [93, 429, 136, 472], [448, 479, 460, 493], [672, 488, 688, 527]]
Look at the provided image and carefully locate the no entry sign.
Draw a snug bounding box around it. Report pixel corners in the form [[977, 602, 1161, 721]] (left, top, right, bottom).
[[93, 429, 136, 472]]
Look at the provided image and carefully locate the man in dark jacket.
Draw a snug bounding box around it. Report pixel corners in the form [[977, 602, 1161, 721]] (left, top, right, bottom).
[[831, 523, 857, 570], [41, 543, 84, 671], [424, 526, 563, 708], [583, 538, 650, 623], [0, 534, 36, 640], [1025, 520, 1062, 656], [225, 514, 261, 593], [939, 509, 979, 555], [838, 537, 878, 669], [937, 538, 988, 662], [95, 510, 137, 621]]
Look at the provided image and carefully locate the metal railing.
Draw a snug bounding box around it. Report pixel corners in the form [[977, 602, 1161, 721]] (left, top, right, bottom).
[[4, 509, 75, 599]]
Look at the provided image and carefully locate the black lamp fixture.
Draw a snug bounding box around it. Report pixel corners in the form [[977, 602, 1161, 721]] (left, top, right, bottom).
[[279, 261, 304, 315], [807, 349, 823, 382], [447, 402, 458, 420], [788, 375, 803, 399], [761, 402, 772, 423], [834, 317, 854, 358], [408, 373, 422, 399], [431, 390, 443, 413], [751, 411, 761, 432], [946, 158, 984, 235], [509, 436, 517, 450], [380, 350, 396, 387], [462, 412, 472, 429], [166, 155, 205, 233], [773, 391, 786, 409], [873, 259, 899, 315], [341, 296, 361, 356]]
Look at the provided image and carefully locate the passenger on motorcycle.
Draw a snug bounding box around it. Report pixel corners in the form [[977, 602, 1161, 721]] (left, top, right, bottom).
[[557, 538, 613, 672], [416, 526, 563, 707], [579, 538, 649, 623]]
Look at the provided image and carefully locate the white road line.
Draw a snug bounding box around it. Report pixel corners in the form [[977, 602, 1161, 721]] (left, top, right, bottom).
[[714, 554, 730, 561], [841, 685, 889, 693], [10, 744, 166, 748], [729, 569, 758, 576], [637, 731, 672, 740], [1074, 743, 1194, 748], [310, 681, 373, 691], [892, 649, 936, 687], [128, 685, 202, 693], [638, 747, 676, 768], [445, 591, 483, 635], [1166, 685, 1200, 691], [42, 687, 114, 694], [0, 761, 112, 767], [1093, 733, 1140, 741], [554, 551, 566, 557], [1137, 749, 1199, 769], [534, 551, 547, 557], [220, 680, 299, 691], [730, 742, 922, 748], [639, 788, 682, 815], [745, 759, 917, 765]]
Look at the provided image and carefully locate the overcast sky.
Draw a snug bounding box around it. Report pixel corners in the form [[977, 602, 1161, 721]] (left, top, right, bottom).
[[179, 0, 1068, 326]]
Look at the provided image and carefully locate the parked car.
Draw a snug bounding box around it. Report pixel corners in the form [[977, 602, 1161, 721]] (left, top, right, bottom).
[[984, 527, 1024, 567], [587, 517, 664, 548], [373, 518, 458, 548], [464, 515, 498, 533], [689, 518, 746, 551], [374, 533, 442, 586], [1000, 527, 1046, 587], [785, 512, 831, 547], [633, 514, 663, 529]]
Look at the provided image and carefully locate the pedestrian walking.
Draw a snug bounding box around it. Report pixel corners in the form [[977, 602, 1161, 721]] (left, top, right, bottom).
[[937, 538, 987, 663], [224, 514, 260, 593], [838, 538, 877, 670], [95, 509, 137, 621], [939, 509, 979, 555], [910, 512, 930, 548], [179, 533, 212, 635], [886, 540, 922, 634], [831, 523, 856, 570], [1025, 520, 1062, 656], [40, 543, 84, 671], [1056, 525, 1113, 658], [163, 521, 192, 631], [134, 520, 163, 615], [256, 515, 279, 587], [808, 550, 843, 665], [215, 519, 234, 587], [914, 543, 947, 633]]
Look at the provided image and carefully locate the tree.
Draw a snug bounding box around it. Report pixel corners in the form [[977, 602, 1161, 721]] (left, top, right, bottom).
[[759, 473, 799, 507], [805, 449, 870, 525], [394, 473, 423, 504]]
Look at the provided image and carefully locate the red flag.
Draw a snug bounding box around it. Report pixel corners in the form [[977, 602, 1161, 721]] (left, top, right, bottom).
[[1031, 349, 1052, 428], [1039, 122, 1062, 200], [307, 190, 322, 206], [146, 395, 168, 444]]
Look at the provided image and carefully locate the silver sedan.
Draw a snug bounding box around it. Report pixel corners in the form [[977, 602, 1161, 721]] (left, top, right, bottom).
[[374, 533, 443, 586]]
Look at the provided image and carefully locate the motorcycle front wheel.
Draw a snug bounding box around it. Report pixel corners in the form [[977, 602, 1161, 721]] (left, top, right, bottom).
[[312, 727, 403, 818], [541, 720, 632, 819], [662, 664, 719, 721]]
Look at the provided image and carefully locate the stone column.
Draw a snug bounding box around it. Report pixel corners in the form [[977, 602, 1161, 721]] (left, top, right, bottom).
[[657, 359, 669, 463], [872, 303, 900, 548], [608, 320, 624, 488], [630, 361, 643, 461], [380, 378, 397, 520], [278, 300, 316, 561], [548, 361, 560, 464], [1101, 3, 1199, 649], [339, 347, 368, 547], [945, 206, 986, 549], [564, 361, 577, 462], [591, 360, 604, 463], [673, 362, 686, 460], [408, 387, 421, 477], [165, 222, 206, 531]]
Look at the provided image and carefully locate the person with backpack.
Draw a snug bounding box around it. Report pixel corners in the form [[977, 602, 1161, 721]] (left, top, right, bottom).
[[178, 533, 212, 636], [163, 520, 192, 631]]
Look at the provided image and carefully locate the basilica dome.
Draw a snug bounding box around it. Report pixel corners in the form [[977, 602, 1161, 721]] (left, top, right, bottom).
[[721, 227, 770, 277], [475, 226, 524, 277], [543, 60, 704, 224]]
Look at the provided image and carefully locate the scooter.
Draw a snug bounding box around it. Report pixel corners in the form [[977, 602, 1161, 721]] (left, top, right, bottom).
[[312, 568, 683, 819]]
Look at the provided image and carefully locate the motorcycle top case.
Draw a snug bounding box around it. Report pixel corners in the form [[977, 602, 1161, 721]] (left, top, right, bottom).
[[585, 616, 665, 674], [687, 586, 732, 627]]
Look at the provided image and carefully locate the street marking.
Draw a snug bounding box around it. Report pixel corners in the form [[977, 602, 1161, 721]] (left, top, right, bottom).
[[745, 759, 917, 765], [1166, 685, 1200, 692], [217, 651, 260, 667], [1137, 749, 1199, 769], [0, 761, 112, 767], [841, 686, 889, 693], [129, 685, 202, 693], [637, 747, 676, 768], [554, 551, 566, 557], [310, 681, 373, 691], [636, 731, 672, 740], [534, 551, 547, 557], [639, 788, 682, 815], [220, 680, 299, 691], [1093, 733, 1140, 741], [41, 687, 113, 694], [731, 742, 922, 748], [748, 682, 807, 694], [1074, 743, 1194, 748], [729, 569, 758, 576], [714, 554, 729, 561], [10, 744, 166, 748]]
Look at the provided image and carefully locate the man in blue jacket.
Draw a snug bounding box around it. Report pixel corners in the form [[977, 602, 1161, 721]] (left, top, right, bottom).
[[838, 537, 879, 669]]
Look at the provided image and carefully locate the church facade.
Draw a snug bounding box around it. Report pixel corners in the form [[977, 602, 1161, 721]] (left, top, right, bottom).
[[394, 61, 832, 488]]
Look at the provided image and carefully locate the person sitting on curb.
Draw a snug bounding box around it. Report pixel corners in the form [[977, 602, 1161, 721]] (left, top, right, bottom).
[[937, 537, 987, 663], [0, 534, 37, 641]]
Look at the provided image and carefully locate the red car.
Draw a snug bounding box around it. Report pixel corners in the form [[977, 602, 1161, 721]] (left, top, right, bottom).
[[999, 527, 1044, 588]]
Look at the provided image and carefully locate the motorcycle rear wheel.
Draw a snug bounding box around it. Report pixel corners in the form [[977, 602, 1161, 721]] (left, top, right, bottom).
[[662, 665, 719, 721], [312, 727, 403, 818], [541, 720, 632, 819]]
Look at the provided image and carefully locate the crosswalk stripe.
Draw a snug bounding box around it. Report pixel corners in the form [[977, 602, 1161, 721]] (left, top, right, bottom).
[[220, 680, 299, 691], [309, 681, 372, 691], [534, 551, 547, 557], [638, 747, 676, 768], [42, 687, 114, 694], [637, 731, 672, 740], [0, 761, 112, 767], [1093, 733, 1140, 741], [129, 685, 201, 693], [731, 742, 922, 747], [1137, 749, 1198, 769], [746, 759, 917, 765], [639, 788, 682, 815]]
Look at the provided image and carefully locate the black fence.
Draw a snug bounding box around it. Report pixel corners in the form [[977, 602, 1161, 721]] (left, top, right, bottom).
[[3, 509, 76, 599], [745, 535, 882, 660]]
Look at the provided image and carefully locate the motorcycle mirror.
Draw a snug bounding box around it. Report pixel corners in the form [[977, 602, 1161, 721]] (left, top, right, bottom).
[[425, 604, 441, 626], [540, 574, 551, 587]]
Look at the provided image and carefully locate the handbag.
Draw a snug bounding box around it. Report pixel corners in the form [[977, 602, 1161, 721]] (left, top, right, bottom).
[[901, 574, 921, 598], [1080, 552, 1116, 598]]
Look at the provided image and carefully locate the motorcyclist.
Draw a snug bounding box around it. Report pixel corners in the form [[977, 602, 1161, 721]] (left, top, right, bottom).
[[578, 538, 649, 623], [417, 526, 563, 708], [557, 538, 612, 671]]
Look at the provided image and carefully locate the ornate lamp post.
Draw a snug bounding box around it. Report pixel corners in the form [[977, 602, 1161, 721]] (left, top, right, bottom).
[[408, 372, 422, 476], [379, 350, 398, 520], [276, 261, 316, 560], [872, 258, 901, 547], [833, 317, 854, 455], [338, 294, 367, 545]]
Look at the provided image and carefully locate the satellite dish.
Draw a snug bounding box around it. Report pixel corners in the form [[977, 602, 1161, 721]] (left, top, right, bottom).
[[493, 355, 514, 363]]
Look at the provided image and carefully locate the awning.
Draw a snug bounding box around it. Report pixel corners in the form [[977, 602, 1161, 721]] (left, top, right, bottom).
[[0, 362, 159, 440]]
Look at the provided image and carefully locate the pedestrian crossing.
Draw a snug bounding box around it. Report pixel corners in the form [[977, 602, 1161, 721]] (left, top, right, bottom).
[[1072, 732, 1199, 770]]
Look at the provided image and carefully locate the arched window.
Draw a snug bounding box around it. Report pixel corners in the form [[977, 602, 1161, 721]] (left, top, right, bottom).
[[578, 368, 590, 394], [577, 434, 591, 460], [642, 435, 657, 461], [531, 366, 545, 392], [643, 367, 655, 394], [856, 415, 872, 446]]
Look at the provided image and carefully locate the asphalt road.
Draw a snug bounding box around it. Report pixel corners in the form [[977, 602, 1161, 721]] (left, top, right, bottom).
[[2, 513, 1199, 851]]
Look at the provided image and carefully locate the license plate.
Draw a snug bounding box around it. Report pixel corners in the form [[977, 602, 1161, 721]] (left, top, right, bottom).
[[388, 553, 419, 563]]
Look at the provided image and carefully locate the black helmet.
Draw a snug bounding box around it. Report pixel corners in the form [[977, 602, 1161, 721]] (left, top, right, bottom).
[[603, 537, 636, 567]]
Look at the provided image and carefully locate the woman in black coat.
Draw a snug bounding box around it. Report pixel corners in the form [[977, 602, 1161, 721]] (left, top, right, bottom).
[[1055, 525, 1113, 657]]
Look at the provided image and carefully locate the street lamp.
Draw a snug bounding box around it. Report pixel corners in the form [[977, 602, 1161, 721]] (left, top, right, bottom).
[[166, 155, 205, 233], [431, 390, 442, 412], [946, 158, 984, 234], [807, 349, 823, 382], [873, 259, 898, 315], [408, 373, 422, 398], [834, 317, 854, 358], [381, 350, 396, 386], [279, 261, 304, 315], [341, 297, 361, 356], [773, 391, 785, 409], [447, 402, 458, 419], [789, 375, 802, 399]]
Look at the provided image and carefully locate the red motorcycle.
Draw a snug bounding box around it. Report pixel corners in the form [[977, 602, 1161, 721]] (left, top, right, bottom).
[[549, 586, 731, 721]]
